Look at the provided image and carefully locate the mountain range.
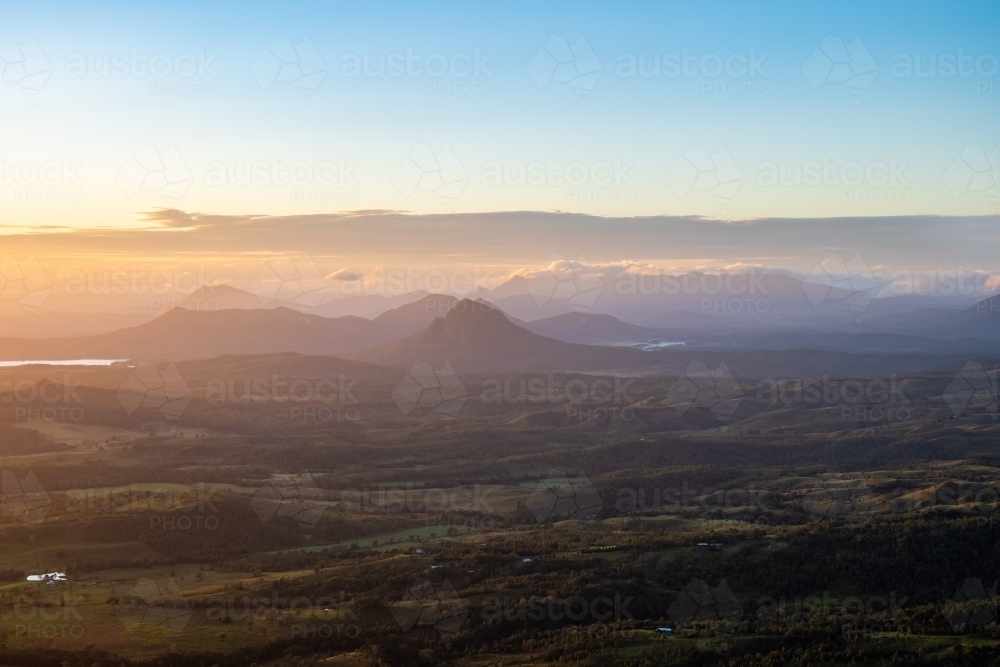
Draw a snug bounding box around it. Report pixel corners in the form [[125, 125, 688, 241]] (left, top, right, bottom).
[[2, 294, 996, 380], [6, 268, 996, 340]]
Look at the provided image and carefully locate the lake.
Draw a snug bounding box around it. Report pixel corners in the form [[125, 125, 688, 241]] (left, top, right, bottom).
[[0, 359, 126, 367]]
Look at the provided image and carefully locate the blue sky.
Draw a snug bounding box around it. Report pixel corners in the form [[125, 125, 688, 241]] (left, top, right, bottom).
[[0, 0, 998, 230]]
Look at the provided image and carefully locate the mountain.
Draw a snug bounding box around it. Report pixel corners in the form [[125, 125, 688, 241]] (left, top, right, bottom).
[[884, 293, 1000, 341], [187, 285, 437, 320], [2, 293, 990, 379], [345, 299, 651, 374], [0, 294, 474, 362], [0, 310, 155, 338], [0, 307, 375, 360], [369, 293, 527, 333], [941, 293, 1000, 339], [313, 291, 430, 319], [185, 284, 267, 309], [370, 294, 460, 333], [488, 293, 579, 321], [475, 270, 984, 331], [345, 299, 994, 379]]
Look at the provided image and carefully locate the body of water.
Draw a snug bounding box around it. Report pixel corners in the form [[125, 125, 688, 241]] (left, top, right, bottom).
[[0, 359, 126, 367], [634, 341, 685, 351]]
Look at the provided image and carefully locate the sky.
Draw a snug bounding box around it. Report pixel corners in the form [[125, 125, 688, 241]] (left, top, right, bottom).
[[0, 0, 998, 308]]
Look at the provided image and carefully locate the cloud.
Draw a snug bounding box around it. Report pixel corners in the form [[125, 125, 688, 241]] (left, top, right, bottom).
[[326, 269, 362, 281], [1, 210, 998, 281], [137, 208, 401, 230], [138, 209, 262, 229]]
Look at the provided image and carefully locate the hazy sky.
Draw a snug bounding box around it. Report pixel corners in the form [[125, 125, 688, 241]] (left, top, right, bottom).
[[1, 0, 999, 317], [1, 0, 998, 235]]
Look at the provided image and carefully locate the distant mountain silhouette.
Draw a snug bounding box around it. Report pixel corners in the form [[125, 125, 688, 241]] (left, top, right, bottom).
[[0, 294, 478, 361], [1, 294, 991, 380], [185, 284, 266, 309], [0, 307, 372, 360], [370, 294, 460, 333], [896, 293, 1000, 341], [345, 299, 656, 374], [0, 310, 155, 338], [949, 293, 1000, 339], [313, 290, 430, 319], [344, 299, 988, 378]]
